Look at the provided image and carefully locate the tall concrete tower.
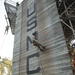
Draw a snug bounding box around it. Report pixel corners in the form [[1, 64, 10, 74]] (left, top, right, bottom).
[[4, 0, 75, 75]]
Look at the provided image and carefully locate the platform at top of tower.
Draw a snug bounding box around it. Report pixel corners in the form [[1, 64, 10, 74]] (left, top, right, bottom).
[[4, 0, 18, 34]]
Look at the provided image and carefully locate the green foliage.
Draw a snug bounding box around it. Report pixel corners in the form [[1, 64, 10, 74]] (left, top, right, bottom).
[[0, 57, 12, 75]]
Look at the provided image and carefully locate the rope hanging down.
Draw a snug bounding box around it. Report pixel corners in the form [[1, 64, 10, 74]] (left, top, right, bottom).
[[0, 35, 7, 51]]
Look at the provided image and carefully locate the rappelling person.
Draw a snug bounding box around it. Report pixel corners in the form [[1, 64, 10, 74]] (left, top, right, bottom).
[[32, 32, 46, 51], [4, 25, 10, 35]]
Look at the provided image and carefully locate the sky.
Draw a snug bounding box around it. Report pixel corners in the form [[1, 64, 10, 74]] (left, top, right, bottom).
[[0, 0, 23, 60]]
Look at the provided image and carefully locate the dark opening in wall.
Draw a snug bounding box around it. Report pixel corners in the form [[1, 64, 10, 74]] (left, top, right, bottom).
[[55, 0, 75, 74]]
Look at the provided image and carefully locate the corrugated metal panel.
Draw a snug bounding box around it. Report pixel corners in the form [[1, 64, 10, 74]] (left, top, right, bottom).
[[12, 0, 73, 75], [12, 3, 22, 75], [36, 0, 73, 75]]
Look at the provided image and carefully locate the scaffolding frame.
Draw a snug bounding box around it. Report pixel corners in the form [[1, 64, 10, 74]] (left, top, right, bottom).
[[56, 0, 75, 74], [56, 0, 75, 37]]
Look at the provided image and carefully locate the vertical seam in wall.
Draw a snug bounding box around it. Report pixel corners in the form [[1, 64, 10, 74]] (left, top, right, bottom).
[[19, 2, 23, 75]]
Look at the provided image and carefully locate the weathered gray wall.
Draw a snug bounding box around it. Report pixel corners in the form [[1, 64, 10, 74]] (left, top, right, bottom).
[[12, 3, 22, 75], [12, 0, 73, 75]]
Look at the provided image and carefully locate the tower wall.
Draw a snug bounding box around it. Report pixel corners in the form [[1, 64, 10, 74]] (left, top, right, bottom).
[[12, 0, 73, 75]]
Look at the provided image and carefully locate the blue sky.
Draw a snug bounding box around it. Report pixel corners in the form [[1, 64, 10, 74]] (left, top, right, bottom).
[[0, 0, 22, 60]]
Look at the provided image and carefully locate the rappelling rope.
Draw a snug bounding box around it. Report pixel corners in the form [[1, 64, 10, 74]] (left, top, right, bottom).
[[0, 15, 9, 51], [38, 50, 45, 75], [35, 2, 45, 75], [0, 35, 7, 51]]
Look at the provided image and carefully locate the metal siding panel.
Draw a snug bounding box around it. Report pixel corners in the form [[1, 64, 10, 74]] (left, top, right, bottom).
[[36, 0, 73, 75], [12, 0, 73, 75], [12, 4, 22, 75]]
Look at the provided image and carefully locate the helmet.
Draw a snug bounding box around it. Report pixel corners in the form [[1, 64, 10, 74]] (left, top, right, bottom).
[[70, 38, 75, 48]]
